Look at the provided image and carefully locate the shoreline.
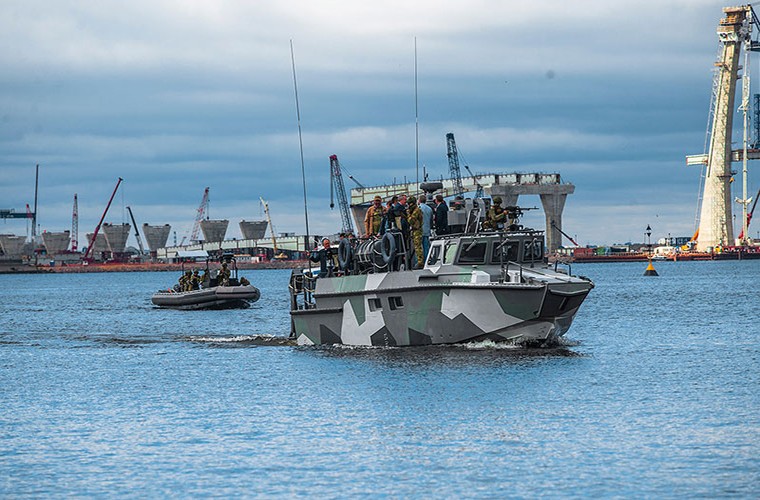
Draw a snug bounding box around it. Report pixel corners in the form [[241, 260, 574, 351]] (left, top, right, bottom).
[[0, 260, 308, 274]]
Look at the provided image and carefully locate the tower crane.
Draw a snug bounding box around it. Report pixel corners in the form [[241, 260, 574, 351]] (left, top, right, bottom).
[[446, 133, 464, 197], [71, 194, 78, 252], [328, 154, 355, 234], [126, 206, 145, 256], [190, 187, 210, 243]]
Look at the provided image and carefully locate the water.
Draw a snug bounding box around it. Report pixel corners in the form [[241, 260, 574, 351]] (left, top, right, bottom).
[[1, 263, 758, 497]]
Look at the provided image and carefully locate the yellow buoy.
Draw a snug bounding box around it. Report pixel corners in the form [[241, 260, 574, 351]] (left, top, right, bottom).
[[644, 258, 659, 276]]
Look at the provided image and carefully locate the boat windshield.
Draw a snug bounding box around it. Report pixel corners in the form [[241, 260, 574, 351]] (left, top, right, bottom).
[[458, 240, 488, 264], [492, 240, 519, 263], [427, 244, 442, 265], [523, 238, 544, 261], [443, 241, 459, 264]]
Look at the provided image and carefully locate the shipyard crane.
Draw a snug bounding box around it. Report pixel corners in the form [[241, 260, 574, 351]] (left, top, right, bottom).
[[126, 206, 146, 256], [738, 187, 760, 239], [83, 177, 123, 261], [464, 165, 484, 198], [446, 133, 465, 198], [260, 197, 287, 259], [328, 154, 355, 234], [190, 187, 210, 243], [71, 194, 78, 252]]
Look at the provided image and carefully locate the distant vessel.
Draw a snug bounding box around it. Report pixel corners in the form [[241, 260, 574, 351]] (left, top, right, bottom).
[[289, 207, 593, 346], [152, 254, 260, 310]]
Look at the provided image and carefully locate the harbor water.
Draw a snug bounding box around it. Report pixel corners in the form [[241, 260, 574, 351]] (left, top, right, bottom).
[[1, 261, 758, 497]]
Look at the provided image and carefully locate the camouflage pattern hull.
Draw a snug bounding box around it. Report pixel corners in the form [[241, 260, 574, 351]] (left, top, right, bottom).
[[152, 285, 260, 310], [291, 271, 591, 346]]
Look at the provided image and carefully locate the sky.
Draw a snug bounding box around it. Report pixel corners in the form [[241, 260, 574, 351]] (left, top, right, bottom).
[[1, 0, 758, 247]]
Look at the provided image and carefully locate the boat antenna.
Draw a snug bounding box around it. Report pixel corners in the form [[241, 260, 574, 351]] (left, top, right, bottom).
[[291, 39, 310, 251], [414, 36, 419, 196]]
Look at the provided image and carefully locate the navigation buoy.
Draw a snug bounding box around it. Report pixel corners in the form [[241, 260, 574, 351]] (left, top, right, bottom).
[[644, 259, 659, 276]]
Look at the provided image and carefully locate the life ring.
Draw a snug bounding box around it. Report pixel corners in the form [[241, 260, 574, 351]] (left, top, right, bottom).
[[381, 232, 396, 265], [338, 239, 353, 270]]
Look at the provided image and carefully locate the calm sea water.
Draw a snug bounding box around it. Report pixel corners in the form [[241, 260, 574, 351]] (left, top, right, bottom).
[[1, 262, 758, 498]]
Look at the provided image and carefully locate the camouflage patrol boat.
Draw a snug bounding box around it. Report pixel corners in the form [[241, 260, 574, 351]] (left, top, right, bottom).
[[289, 210, 593, 346]]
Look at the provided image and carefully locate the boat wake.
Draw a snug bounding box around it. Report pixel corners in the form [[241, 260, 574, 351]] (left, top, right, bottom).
[[185, 335, 295, 347]]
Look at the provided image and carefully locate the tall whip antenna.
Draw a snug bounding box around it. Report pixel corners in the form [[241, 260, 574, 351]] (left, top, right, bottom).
[[291, 39, 310, 251], [414, 37, 419, 195]]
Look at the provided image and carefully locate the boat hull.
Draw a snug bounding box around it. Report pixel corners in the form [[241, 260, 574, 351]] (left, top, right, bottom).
[[291, 274, 591, 346], [151, 285, 260, 310]]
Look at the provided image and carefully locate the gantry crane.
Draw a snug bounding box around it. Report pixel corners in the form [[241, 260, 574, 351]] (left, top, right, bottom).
[[329, 154, 355, 235], [446, 133, 464, 197], [190, 187, 210, 243]]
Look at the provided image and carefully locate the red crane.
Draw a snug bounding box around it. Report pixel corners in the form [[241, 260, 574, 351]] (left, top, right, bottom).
[[738, 188, 760, 240], [83, 178, 123, 261]]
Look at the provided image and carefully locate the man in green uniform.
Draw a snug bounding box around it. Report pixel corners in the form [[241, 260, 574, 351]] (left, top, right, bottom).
[[181, 270, 192, 291], [218, 262, 231, 287], [407, 196, 424, 269], [190, 269, 201, 290], [483, 196, 507, 230]]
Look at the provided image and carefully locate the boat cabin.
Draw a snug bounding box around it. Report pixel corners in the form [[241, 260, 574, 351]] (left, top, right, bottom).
[[425, 231, 545, 269]]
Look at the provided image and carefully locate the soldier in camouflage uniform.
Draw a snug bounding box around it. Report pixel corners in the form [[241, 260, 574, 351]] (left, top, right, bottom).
[[218, 262, 231, 287], [190, 269, 201, 290], [180, 270, 192, 291], [483, 196, 507, 230], [407, 196, 424, 269]]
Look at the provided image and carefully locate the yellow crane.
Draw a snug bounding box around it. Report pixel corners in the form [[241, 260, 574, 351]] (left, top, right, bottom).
[[260, 197, 288, 260]]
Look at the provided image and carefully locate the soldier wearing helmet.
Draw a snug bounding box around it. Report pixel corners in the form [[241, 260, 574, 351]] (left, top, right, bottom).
[[483, 196, 507, 230]]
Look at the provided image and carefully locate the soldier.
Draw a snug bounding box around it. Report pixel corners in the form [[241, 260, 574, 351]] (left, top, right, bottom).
[[190, 269, 201, 290], [418, 194, 434, 259], [364, 195, 384, 237], [407, 196, 424, 269], [181, 270, 192, 291], [483, 196, 507, 230], [218, 262, 231, 287]]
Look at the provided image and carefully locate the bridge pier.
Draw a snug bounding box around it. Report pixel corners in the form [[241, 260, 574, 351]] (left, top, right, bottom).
[[540, 193, 568, 254]]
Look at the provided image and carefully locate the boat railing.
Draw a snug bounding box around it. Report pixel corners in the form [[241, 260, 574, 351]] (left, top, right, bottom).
[[289, 270, 318, 310]]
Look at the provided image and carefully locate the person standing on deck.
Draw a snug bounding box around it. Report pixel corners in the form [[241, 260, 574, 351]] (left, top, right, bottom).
[[364, 195, 384, 237], [408, 196, 424, 269], [418, 194, 433, 260], [433, 194, 449, 235]]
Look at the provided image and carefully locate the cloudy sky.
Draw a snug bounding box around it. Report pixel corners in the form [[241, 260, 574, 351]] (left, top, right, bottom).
[[1, 0, 757, 246]]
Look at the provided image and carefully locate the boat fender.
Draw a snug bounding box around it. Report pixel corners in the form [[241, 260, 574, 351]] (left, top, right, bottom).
[[338, 239, 353, 270], [381, 232, 396, 265]]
